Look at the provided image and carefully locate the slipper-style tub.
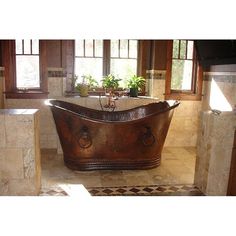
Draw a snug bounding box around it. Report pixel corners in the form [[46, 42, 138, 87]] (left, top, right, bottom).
[[48, 99, 180, 170]]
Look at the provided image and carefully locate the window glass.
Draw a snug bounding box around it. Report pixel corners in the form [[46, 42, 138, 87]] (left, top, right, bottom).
[[111, 40, 119, 57], [180, 40, 186, 59], [15, 40, 40, 89], [95, 40, 103, 57], [85, 40, 93, 57], [187, 41, 194, 59], [74, 58, 103, 84], [120, 39, 128, 58], [32, 39, 39, 54], [23, 39, 31, 54], [129, 40, 137, 58], [171, 59, 192, 90], [110, 58, 137, 87], [75, 40, 84, 57], [16, 56, 40, 88], [172, 40, 179, 58], [16, 40, 22, 54], [171, 40, 194, 90]]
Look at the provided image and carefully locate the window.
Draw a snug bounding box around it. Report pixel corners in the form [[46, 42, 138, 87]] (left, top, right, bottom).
[[75, 40, 103, 84], [165, 40, 203, 100], [110, 40, 138, 87], [3, 40, 48, 99], [15, 40, 40, 89], [74, 39, 138, 88]]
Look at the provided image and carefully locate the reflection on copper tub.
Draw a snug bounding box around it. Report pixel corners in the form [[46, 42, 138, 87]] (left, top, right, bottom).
[[48, 99, 180, 171]]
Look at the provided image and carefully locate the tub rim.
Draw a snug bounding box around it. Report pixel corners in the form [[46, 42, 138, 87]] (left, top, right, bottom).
[[47, 99, 180, 124]]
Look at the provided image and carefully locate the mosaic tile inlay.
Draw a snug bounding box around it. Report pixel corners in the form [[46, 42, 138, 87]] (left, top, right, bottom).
[[39, 184, 204, 196]]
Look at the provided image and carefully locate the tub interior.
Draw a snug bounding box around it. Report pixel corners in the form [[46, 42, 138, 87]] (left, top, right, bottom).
[[49, 99, 178, 122]]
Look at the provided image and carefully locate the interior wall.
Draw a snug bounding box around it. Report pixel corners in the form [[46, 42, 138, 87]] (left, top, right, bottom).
[[1, 39, 202, 148], [201, 65, 236, 111], [148, 40, 202, 147]]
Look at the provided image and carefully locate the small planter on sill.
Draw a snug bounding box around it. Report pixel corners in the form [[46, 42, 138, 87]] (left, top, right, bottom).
[[127, 75, 145, 97], [129, 87, 139, 97]]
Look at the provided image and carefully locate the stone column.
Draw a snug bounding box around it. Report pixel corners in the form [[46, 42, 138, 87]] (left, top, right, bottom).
[[194, 111, 236, 195], [146, 70, 166, 100], [0, 109, 41, 195]]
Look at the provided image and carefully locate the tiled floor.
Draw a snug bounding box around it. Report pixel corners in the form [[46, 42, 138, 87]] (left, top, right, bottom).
[[40, 147, 201, 196]]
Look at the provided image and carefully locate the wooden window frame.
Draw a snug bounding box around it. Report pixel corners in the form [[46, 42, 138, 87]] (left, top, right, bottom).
[[74, 39, 140, 78], [3, 40, 48, 99], [165, 40, 203, 101]]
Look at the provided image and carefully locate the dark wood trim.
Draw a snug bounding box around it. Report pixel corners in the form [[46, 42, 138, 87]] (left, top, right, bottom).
[[165, 40, 203, 101], [2, 40, 16, 92], [165, 93, 202, 101], [39, 40, 48, 93], [3, 40, 48, 99], [137, 40, 152, 77], [227, 130, 236, 196], [4, 91, 49, 99], [61, 40, 74, 91], [103, 40, 110, 76], [165, 40, 173, 96]]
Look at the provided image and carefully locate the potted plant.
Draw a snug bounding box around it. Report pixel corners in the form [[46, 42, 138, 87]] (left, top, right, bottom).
[[76, 74, 98, 97], [70, 74, 79, 92], [101, 74, 121, 94], [127, 75, 145, 97]]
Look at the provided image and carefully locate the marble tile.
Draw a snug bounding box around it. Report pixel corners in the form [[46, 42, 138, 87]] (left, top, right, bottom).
[[40, 147, 196, 191]]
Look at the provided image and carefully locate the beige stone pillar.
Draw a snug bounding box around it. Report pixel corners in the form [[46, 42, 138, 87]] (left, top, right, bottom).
[[0, 109, 41, 195], [194, 111, 236, 195]]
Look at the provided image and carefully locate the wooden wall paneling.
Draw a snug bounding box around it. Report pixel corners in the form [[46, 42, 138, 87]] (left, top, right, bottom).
[[152, 40, 168, 70], [39, 40, 48, 93], [2, 40, 16, 92], [227, 130, 236, 196], [45, 40, 62, 68], [103, 40, 110, 76], [61, 40, 75, 92], [137, 40, 152, 77], [0, 41, 2, 66]]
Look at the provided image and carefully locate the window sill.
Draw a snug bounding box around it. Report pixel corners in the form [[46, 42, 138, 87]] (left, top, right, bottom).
[[4, 91, 49, 99], [164, 93, 202, 101]]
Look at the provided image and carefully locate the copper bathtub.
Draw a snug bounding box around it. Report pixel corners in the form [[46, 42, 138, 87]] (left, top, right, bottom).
[[48, 99, 180, 171]]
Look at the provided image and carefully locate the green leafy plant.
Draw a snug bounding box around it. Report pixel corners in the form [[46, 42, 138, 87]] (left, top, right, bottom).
[[70, 74, 79, 91], [81, 74, 99, 88], [102, 74, 121, 90], [127, 75, 145, 90]]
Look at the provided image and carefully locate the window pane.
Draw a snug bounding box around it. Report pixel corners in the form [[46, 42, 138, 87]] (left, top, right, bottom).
[[187, 41, 194, 59], [75, 40, 84, 57], [32, 39, 39, 54], [111, 40, 119, 57], [75, 58, 103, 84], [23, 40, 31, 54], [129, 40, 137, 58], [85, 40, 93, 57], [16, 40, 23, 54], [172, 40, 179, 58], [171, 59, 192, 90], [120, 39, 128, 58], [180, 40, 186, 59], [16, 56, 40, 88], [110, 58, 137, 88], [95, 40, 103, 57]]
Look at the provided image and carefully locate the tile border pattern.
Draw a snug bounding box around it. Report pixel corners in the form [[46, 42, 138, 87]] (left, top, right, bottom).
[[39, 184, 204, 196]]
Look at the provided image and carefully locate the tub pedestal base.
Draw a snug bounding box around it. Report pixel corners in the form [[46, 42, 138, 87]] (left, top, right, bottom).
[[64, 155, 161, 171]]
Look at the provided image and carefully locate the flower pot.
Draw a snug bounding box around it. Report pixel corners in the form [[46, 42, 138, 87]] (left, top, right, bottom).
[[129, 88, 138, 97], [77, 84, 89, 97]]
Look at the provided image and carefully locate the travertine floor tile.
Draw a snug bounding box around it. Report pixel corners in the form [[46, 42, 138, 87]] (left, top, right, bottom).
[[40, 147, 196, 190]]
